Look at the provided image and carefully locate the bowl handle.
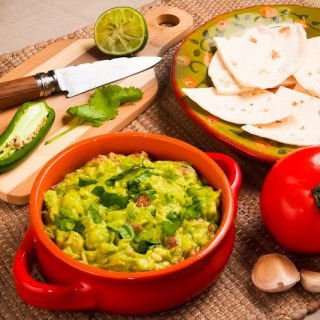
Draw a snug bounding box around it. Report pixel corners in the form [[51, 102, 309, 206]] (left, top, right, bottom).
[[13, 228, 95, 310], [205, 152, 242, 202]]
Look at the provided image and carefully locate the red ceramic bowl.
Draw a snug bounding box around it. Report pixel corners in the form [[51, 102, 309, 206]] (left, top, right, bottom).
[[13, 132, 241, 314]]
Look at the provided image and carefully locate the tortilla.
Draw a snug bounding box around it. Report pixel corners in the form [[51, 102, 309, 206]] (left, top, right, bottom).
[[208, 51, 297, 95], [294, 36, 320, 98], [293, 83, 309, 94], [242, 87, 320, 146], [182, 87, 295, 125], [214, 23, 307, 89], [208, 51, 252, 94]]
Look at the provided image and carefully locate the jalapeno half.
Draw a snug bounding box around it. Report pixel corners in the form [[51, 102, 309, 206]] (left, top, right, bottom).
[[0, 101, 55, 172]]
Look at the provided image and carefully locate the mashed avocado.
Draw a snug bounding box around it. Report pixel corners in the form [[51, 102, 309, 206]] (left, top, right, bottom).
[[42, 152, 221, 272]]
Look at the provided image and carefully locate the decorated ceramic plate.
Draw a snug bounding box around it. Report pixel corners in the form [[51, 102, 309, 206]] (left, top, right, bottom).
[[171, 5, 320, 163]]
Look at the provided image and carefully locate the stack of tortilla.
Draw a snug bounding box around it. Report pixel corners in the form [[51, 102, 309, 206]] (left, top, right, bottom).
[[182, 23, 320, 146]]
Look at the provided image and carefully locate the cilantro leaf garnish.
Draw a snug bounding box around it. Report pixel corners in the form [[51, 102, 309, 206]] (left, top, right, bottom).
[[131, 240, 150, 254], [100, 193, 128, 209], [78, 177, 97, 187], [130, 236, 161, 254], [150, 208, 157, 217], [69, 85, 143, 126], [54, 216, 84, 234], [67, 103, 115, 127], [161, 220, 181, 237], [161, 211, 183, 236], [118, 224, 135, 239], [105, 165, 143, 184], [96, 85, 144, 105], [186, 198, 202, 219], [46, 84, 143, 144], [92, 186, 105, 197], [166, 211, 179, 221], [87, 204, 102, 224], [92, 186, 128, 209], [106, 224, 135, 240]]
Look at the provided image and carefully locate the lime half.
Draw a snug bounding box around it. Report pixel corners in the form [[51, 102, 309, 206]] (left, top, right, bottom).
[[94, 7, 148, 56]]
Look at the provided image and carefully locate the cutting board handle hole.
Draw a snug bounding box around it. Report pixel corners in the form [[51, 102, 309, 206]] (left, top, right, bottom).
[[156, 14, 180, 27]]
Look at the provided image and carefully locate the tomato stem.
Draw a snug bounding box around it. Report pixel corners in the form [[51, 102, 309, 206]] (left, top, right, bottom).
[[311, 184, 320, 209]]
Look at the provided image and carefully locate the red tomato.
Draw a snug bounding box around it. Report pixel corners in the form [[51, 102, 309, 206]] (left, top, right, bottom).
[[260, 146, 320, 253]]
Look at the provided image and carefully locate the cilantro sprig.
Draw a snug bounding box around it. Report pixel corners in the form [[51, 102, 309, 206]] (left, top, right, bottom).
[[45, 84, 143, 144], [161, 211, 183, 237]]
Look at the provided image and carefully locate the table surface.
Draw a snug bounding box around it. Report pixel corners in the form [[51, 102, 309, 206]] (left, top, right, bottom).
[[1, 0, 320, 319], [0, 0, 152, 55]]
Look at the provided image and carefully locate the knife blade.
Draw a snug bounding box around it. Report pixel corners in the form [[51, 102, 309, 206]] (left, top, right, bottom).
[[0, 56, 162, 110]]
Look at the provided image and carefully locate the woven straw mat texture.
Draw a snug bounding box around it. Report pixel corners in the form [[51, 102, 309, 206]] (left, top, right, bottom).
[[1, 0, 320, 319]]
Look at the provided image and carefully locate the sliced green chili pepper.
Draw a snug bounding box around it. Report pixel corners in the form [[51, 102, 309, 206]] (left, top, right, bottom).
[[0, 101, 55, 172]]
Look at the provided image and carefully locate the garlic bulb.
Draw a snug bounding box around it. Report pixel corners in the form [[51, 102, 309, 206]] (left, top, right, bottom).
[[300, 269, 320, 293], [251, 253, 300, 293]]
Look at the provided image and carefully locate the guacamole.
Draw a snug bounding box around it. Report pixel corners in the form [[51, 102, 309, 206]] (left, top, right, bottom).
[[42, 152, 221, 272]]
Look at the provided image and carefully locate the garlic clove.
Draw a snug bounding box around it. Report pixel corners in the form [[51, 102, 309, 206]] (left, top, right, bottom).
[[300, 269, 320, 293], [251, 253, 300, 293]]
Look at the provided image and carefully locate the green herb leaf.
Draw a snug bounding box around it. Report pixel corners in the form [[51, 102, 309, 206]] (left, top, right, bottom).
[[47, 85, 143, 144], [144, 189, 156, 200], [186, 198, 202, 219], [161, 220, 181, 237], [130, 234, 162, 254], [118, 224, 135, 239], [78, 177, 97, 187], [74, 221, 85, 234], [105, 179, 115, 187], [100, 193, 128, 209], [166, 211, 179, 221], [92, 186, 105, 197], [126, 169, 155, 199], [162, 211, 182, 236], [107, 225, 119, 233], [164, 193, 172, 203], [54, 216, 75, 231], [100, 85, 143, 105], [54, 216, 84, 234], [67, 85, 143, 127], [87, 204, 102, 223], [165, 170, 177, 180], [131, 240, 150, 254], [106, 165, 143, 183], [143, 238, 161, 245], [67, 102, 116, 127]]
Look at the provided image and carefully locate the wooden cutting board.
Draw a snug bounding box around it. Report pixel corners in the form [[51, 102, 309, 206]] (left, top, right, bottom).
[[0, 6, 193, 205]]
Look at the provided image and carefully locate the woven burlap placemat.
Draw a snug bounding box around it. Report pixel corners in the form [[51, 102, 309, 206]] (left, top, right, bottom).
[[1, 0, 320, 319]]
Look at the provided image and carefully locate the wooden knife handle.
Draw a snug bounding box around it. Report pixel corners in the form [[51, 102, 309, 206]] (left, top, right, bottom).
[[0, 72, 57, 110]]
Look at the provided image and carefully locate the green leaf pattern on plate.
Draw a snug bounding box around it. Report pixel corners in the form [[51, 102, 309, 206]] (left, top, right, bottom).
[[172, 5, 320, 162]]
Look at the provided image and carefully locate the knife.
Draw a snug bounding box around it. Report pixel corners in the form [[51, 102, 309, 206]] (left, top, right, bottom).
[[0, 56, 162, 110]]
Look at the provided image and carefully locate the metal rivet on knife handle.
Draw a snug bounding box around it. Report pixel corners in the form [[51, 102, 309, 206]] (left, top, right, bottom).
[[34, 71, 59, 97]]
